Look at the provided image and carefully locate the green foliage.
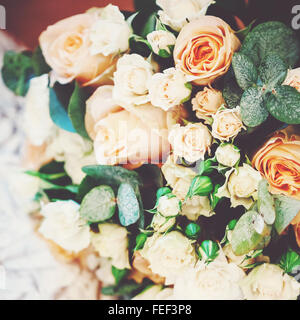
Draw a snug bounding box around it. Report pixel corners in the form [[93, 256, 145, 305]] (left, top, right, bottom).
[[79, 185, 116, 223], [279, 249, 300, 274], [111, 266, 129, 286], [222, 68, 243, 109], [117, 183, 141, 227], [185, 223, 201, 239], [134, 233, 148, 251], [31, 46, 51, 76], [198, 240, 219, 263], [257, 180, 275, 225], [274, 195, 300, 234], [186, 176, 213, 199]]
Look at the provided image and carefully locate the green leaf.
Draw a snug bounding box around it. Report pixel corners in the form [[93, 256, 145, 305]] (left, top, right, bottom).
[[141, 12, 157, 38], [117, 183, 140, 227], [232, 52, 258, 90], [257, 179, 276, 225], [222, 68, 243, 109], [82, 165, 142, 189], [258, 53, 287, 89], [79, 185, 116, 223], [68, 82, 90, 139], [76, 175, 99, 202], [111, 266, 129, 286], [241, 21, 300, 67], [210, 184, 221, 210], [198, 240, 219, 263], [185, 223, 201, 240], [274, 195, 300, 234], [129, 34, 152, 50], [31, 46, 51, 76], [1, 51, 34, 96], [230, 211, 267, 255], [134, 233, 148, 251], [279, 249, 300, 274], [235, 20, 256, 41], [198, 159, 215, 175], [49, 83, 76, 133], [266, 85, 300, 124], [102, 280, 143, 297], [186, 176, 213, 199], [240, 86, 269, 127]]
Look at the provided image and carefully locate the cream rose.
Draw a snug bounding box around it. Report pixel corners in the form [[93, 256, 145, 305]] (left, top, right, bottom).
[[157, 195, 181, 217], [212, 107, 245, 141], [148, 67, 191, 111], [240, 264, 300, 300], [181, 195, 214, 220], [157, 0, 214, 32], [91, 223, 130, 270], [140, 231, 197, 284], [24, 74, 56, 147], [172, 252, 245, 300], [39, 200, 90, 253], [93, 102, 170, 166], [283, 67, 300, 92], [168, 123, 212, 163], [132, 285, 173, 300], [192, 87, 224, 122], [147, 30, 176, 55], [89, 4, 132, 56], [174, 16, 240, 85], [39, 12, 117, 86], [151, 214, 176, 233], [215, 143, 240, 167], [217, 164, 262, 209], [113, 54, 154, 107]]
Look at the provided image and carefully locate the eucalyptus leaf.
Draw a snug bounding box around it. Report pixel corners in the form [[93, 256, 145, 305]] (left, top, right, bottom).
[[68, 82, 90, 139], [257, 180, 276, 225], [266, 85, 300, 124], [274, 195, 300, 234], [76, 175, 99, 202], [80, 185, 116, 223], [232, 52, 258, 90], [117, 183, 140, 227], [240, 86, 269, 127]]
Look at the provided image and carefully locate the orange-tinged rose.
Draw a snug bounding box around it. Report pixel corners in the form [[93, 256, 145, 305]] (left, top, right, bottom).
[[252, 128, 300, 200], [39, 13, 117, 87], [174, 16, 240, 86]]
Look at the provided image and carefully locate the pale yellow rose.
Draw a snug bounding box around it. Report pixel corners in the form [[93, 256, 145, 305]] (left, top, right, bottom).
[[93, 102, 171, 166], [148, 67, 191, 111], [283, 67, 300, 92], [147, 30, 176, 55], [217, 164, 262, 209], [212, 107, 245, 141], [132, 285, 173, 300], [140, 231, 197, 285], [91, 223, 130, 270], [151, 214, 176, 233], [240, 264, 300, 300], [157, 195, 181, 217], [215, 143, 240, 167], [157, 0, 214, 32], [174, 16, 240, 85], [192, 87, 224, 121], [39, 12, 117, 86], [168, 123, 212, 163], [181, 195, 214, 220]]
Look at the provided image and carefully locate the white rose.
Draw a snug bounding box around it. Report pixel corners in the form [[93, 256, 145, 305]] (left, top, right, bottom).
[[91, 223, 130, 269], [89, 4, 132, 56], [147, 30, 176, 55], [140, 231, 196, 284], [151, 214, 176, 232], [217, 164, 262, 209], [132, 285, 173, 300], [168, 123, 212, 162], [148, 67, 191, 111], [181, 195, 214, 220], [24, 74, 56, 146], [39, 200, 90, 253], [157, 195, 181, 217], [283, 67, 300, 92], [215, 143, 240, 167], [157, 0, 214, 31], [113, 54, 154, 106], [173, 255, 245, 300], [240, 264, 300, 300], [95, 257, 116, 286]]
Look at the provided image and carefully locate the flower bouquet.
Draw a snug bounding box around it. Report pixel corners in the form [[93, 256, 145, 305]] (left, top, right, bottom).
[[2, 0, 300, 300]]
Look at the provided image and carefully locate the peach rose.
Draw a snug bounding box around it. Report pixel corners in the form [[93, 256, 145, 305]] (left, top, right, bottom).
[[192, 87, 224, 121], [211, 107, 245, 141], [283, 67, 300, 92], [39, 13, 117, 87], [252, 129, 300, 200], [174, 16, 240, 85]]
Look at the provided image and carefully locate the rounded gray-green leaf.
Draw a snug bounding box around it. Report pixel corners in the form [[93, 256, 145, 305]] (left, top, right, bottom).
[[232, 52, 258, 91], [80, 185, 116, 223], [117, 183, 140, 227], [266, 85, 300, 124], [257, 179, 276, 225], [230, 211, 266, 256], [258, 53, 287, 89], [240, 86, 269, 127]]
